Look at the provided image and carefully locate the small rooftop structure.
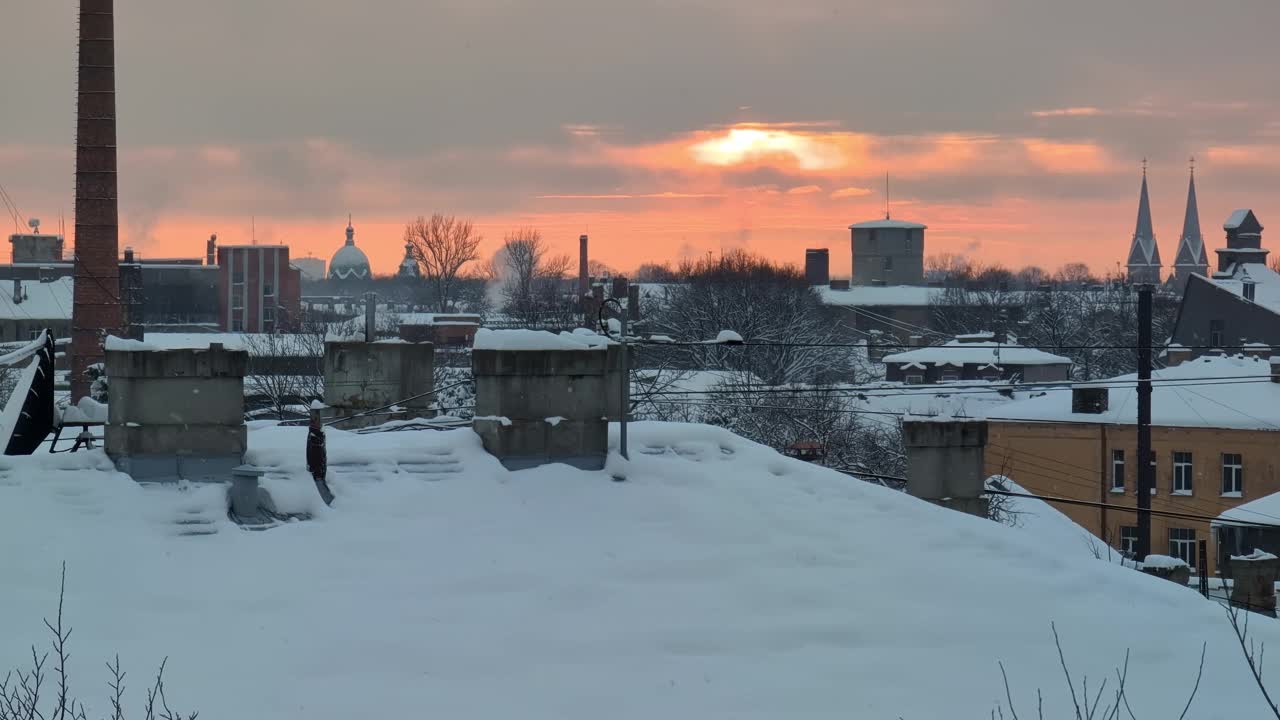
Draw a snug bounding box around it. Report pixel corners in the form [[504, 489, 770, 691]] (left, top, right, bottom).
[[881, 337, 1072, 384]]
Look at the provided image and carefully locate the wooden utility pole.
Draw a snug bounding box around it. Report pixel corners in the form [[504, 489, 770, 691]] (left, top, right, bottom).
[[1136, 284, 1154, 560]]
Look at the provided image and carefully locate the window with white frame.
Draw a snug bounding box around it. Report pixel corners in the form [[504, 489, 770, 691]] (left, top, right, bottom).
[[905, 374, 924, 385], [1168, 527, 1196, 568], [940, 372, 960, 382], [1111, 449, 1125, 492], [1120, 526, 1138, 558], [1172, 451, 1193, 494], [1222, 453, 1244, 496]]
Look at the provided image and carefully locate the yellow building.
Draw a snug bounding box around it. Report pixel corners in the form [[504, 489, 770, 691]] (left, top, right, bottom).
[[983, 353, 1280, 576]]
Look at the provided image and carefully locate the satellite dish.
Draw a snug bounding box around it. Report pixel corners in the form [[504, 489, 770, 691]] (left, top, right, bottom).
[[27, 218, 40, 233]]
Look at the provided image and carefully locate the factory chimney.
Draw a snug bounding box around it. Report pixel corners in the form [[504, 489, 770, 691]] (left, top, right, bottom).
[[578, 234, 589, 298], [207, 233, 217, 265], [71, 0, 124, 401]]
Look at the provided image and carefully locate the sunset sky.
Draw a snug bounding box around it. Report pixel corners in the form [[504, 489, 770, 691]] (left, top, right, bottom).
[[5, 0, 1280, 278]]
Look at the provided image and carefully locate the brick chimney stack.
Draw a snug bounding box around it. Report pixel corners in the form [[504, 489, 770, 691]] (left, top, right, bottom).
[[578, 234, 589, 298], [207, 233, 217, 265], [71, 0, 124, 400]]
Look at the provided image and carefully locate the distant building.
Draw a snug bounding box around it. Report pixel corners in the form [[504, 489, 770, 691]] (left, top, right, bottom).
[[1125, 167, 1162, 284], [804, 248, 830, 286], [1171, 164, 1208, 291], [0, 277, 72, 342], [329, 217, 372, 281], [398, 313, 480, 348], [1169, 209, 1280, 360], [880, 332, 1072, 384], [397, 242, 421, 279], [216, 245, 302, 332], [981, 354, 1280, 575], [292, 257, 327, 282], [8, 227, 64, 264], [849, 218, 925, 286]]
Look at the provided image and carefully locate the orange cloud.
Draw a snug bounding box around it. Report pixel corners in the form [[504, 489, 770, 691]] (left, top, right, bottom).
[[831, 186, 873, 198], [1029, 106, 1104, 118], [1020, 139, 1113, 174], [786, 185, 823, 195]]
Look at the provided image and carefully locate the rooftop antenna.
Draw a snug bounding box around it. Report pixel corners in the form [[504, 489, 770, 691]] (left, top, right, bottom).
[[1189, 154, 1195, 177], [251, 215, 256, 245], [885, 172, 891, 220], [1141, 156, 1147, 177]]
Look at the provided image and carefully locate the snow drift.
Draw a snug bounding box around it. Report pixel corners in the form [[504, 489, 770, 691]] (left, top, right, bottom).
[[0, 421, 1274, 718]]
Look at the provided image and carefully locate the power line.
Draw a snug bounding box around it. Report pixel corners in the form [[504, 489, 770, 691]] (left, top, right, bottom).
[[638, 338, 1277, 351]]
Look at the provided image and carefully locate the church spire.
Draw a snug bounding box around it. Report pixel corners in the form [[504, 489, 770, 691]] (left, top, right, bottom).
[[345, 214, 355, 246], [1172, 157, 1208, 289], [1126, 160, 1161, 283]]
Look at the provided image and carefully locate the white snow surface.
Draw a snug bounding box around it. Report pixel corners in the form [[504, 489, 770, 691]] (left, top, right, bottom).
[[986, 353, 1280, 430], [473, 328, 609, 351], [1141, 554, 1190, 570], [0, 276, 72, 320], [1, 422, 1278, 717], [816, 284, 942, 307], [1224, 208, 1252, 229], [1215, 488, 1280, 526], [848, 218, 927, 230], [1205, 263, 1280, 316], [882, 339, 1072, 367]]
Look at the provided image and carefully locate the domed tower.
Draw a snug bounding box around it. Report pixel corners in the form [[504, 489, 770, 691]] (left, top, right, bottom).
[[397, 240, 421, 278], [329, 215, 372, 281]]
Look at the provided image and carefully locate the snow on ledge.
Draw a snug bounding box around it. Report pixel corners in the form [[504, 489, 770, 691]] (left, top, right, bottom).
[[473, 328, 607, 351], [1141, 554, 1189, 570], [103, 336, 158, 352], [1232, 549, 1279, 562]]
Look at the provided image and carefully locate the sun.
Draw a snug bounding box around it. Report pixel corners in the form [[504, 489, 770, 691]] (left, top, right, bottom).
[[690, 126, 842, 170]]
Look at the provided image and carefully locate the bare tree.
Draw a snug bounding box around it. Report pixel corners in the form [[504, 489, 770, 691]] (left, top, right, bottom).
[[404, 214, 483, 313], [243, 328, 325, 421], [498, 228, 574, 326]]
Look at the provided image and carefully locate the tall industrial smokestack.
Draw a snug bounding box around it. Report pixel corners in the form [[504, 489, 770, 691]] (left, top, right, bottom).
[[578, 234, 589, 298], [71, 0, 124, 401]]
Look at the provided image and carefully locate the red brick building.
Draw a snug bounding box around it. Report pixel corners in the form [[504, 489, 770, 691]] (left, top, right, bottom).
[[216, 245, 301, 332]]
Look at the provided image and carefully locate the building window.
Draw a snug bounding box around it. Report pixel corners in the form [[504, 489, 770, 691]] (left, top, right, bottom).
[[1209, 319, 1224, 348], [883, 256, 894, 270], [1172, 451, 1193, 495], [1168, 527, 1196, 569], [1120, 526, 1138, 558], [263, 283, 274, 297], [1111, 449, 1125, 493], [27, 329, 42, 340], [940, 372, 959, 382], [1222, 453, 1244, 496], [231, 317, 244, 332], [905, 374, 924, 385]]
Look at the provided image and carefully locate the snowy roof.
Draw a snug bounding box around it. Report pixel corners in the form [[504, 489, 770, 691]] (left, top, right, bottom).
[[1203, 263, 1280, 315], [1216, 490, 1280, 526], [3, 421, 1280, 717], [0, 277, 71, 320], [985, 354, 1280, 431], [817, 284, 943, 307], [848, 218, 927, 230], [398, 313, 482, 327], [882, 340, 1072, 367], [1225, 209, 1253, 230]]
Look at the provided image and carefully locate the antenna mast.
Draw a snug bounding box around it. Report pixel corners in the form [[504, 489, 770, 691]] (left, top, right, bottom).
[[885, 172, 891, 220]]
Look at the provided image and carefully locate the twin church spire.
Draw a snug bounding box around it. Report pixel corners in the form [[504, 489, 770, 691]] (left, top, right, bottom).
[[1124, 158, 1206, 289]]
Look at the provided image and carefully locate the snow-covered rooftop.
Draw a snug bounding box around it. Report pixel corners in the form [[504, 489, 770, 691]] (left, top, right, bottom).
[[0, 277, 71, 320], [848, 218, 927, 230], [397, 313, 481, 327], [985, 354, 1280, 430], [1, 422, 1278, 717], [1224, 208, 1253, 230], [816, 284, 942, 307], [1215, 490, 1280, 527], [882, 340, 1072, 367], [1204, 263, 1280, 315], [131, 332, 323, 357]]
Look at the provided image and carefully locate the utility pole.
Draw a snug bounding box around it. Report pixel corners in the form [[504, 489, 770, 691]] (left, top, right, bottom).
[[619, 309, 629, 461], [1136, 283, 1153, 560]]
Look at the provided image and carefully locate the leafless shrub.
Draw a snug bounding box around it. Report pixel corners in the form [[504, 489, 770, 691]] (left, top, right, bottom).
[[1, 565, 198, 720], [994, 622, 1204, 720]]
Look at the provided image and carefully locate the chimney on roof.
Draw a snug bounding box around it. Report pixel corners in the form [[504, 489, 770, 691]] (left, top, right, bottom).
[[11, 279, 21, 305], [1072, 386, 1109, 414], [207, 234, 217, 266], [122, 246, 134, 263]]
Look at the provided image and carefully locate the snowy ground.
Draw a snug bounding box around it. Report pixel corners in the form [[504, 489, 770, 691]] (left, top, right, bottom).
[[1, 422, 1278, 718]]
